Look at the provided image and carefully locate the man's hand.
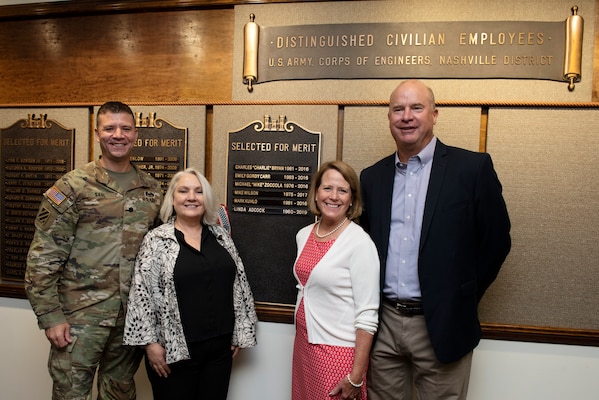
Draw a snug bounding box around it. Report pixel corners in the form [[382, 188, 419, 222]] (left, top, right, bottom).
[[45, 322, 72, 349]]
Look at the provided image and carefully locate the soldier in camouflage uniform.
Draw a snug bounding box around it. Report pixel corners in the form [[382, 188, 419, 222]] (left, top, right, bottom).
[[25, 102, 162, 400]]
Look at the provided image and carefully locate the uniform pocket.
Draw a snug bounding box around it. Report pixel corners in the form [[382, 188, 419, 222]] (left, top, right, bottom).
[[47, 335, 78, 396]]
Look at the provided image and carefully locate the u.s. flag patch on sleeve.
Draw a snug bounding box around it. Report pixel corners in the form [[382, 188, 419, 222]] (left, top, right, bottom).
[[47, 186, 66, 206]]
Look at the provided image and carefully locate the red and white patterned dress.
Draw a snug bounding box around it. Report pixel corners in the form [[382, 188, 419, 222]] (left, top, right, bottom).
[[292, 235, 368, 400]]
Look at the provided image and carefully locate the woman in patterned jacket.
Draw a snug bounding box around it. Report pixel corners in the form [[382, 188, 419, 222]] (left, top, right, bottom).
[[124, 167, 257, 400]]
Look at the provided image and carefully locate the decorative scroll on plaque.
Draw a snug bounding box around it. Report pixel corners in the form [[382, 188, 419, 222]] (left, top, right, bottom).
[[227, 115, 320, 305], [131, 112, 188, 191], [0, 115, 74, 282], [243, 6, 584, 91]]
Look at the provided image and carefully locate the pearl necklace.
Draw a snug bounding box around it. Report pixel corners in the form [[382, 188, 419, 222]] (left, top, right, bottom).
[[315, 217, 348, 238]]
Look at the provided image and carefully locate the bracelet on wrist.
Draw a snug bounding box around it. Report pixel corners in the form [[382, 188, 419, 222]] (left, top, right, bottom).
[[346, 374, 363, 388]]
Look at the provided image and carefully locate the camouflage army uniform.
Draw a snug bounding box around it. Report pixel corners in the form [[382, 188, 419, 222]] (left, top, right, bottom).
[[25, 160, 162, 400]]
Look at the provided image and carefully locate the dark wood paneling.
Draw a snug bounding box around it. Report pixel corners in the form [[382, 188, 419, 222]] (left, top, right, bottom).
[[0, 8, 233, 104], [0, 0, 324, 20], [594, 0, 599, 101]]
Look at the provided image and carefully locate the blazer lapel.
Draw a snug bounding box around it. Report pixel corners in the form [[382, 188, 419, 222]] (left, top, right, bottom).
[[373, 154, 396, 266], [379, 154, 396, 225], [420, 140, 448, 250]]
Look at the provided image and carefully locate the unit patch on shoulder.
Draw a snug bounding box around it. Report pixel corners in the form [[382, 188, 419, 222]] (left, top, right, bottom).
[[47, 186, 67, 206], [37, 206, 51, 226]]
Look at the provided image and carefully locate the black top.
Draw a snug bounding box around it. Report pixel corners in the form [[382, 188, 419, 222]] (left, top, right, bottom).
[[173, 226, 236, 343]]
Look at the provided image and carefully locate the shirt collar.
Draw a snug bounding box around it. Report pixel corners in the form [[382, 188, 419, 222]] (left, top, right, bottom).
[[394, 136, 437, 170]]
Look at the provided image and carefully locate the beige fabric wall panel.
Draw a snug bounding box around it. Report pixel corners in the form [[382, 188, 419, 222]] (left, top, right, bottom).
[[211, 105, 338, 205], [343, 106, 482, 175], [479, 108, 599, 330], [233, 0, 595, 102]]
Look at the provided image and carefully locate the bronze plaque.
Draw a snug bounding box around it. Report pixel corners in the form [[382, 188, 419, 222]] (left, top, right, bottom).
[[226, 116, 320, 305], [131, 113, 188, 192], [255, 21, 565, 81], [1, 115, 74, 281], [243, 10, 585, 91]]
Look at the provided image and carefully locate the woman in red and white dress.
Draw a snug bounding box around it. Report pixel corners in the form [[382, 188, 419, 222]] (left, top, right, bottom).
[[292, 161, 380, 400]]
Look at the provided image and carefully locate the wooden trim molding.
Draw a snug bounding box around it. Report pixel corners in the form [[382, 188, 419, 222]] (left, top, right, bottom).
[[0, 283, 26, 299], [254, 302, 599, 347], [0, 0, 321, 20], [255, 301, 295, 324], [0, 0, 230, 20], [1, 100, 599, 108], [4, 285, 599, 347], [481, 323, 599, 347]]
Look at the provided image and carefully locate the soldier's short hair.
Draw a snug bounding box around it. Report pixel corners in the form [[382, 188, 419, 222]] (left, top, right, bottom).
[[97, 102, 135, 127], [160, 168, 219, 225]]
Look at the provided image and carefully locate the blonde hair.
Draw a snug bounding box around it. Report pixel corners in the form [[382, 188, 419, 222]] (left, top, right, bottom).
[[160, 168, 218, 225]]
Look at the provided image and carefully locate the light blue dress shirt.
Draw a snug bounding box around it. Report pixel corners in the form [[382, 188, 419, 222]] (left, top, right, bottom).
[[383, 136, 437, 301]]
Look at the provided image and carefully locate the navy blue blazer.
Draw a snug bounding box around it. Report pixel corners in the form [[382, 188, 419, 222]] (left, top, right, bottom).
[[360, 139, 511, 364]]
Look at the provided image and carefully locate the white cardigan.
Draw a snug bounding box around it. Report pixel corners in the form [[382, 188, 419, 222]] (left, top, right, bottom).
[[294, 221, 380, 347]]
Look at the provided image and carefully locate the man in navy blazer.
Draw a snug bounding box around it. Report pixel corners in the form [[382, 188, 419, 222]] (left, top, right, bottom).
[[361, 80, 511, 400]]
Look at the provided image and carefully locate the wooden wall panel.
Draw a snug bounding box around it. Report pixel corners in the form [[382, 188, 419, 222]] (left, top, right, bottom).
[[0, 8, 233, 104], [1, 0, 599, 345], [594, 0, 599, 101]]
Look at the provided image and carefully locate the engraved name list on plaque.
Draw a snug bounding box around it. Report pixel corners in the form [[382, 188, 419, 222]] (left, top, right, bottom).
[[130, 112, 188, 191], [1, 114, 74, 282], [227, 115, 321, 308]]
